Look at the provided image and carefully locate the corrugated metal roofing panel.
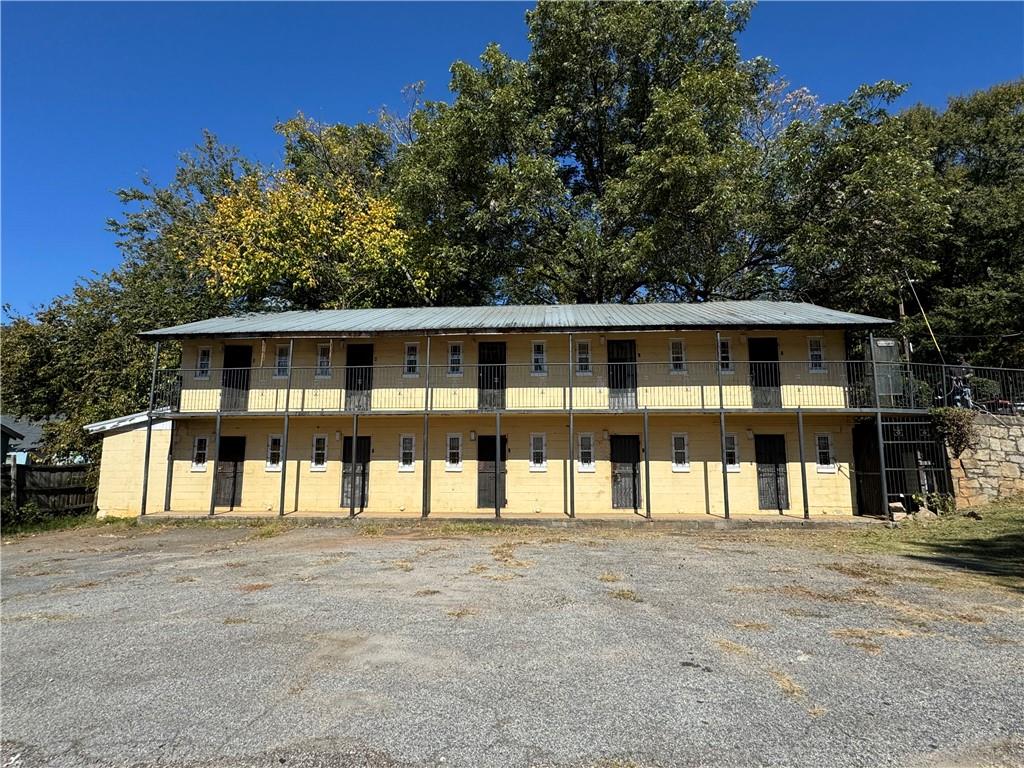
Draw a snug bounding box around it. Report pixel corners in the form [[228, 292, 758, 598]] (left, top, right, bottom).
[[140, 301, 891, 339]]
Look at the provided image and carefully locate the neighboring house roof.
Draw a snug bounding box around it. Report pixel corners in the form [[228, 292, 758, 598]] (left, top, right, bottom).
[[1, 415, 43, 450], [83, 410, 171, 435], [141, 301, 892, 340]]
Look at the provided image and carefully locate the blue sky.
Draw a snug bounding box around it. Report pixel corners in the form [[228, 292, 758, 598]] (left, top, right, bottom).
[[2, 1, 1022, 317]]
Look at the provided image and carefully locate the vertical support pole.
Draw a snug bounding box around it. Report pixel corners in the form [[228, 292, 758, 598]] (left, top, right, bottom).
[[163, 421, 175, 512], [140, 341, 161, 516], [568, 333, 575, 519], [494, 410, 502, 519], [869, 333, 891, 522], [642, 407, 652, 520], [208, 412, 221, 516], [716, 331, 731, 520], [421, 335, 432, 518], [348, 411, 359, 518], [278, 339, 294, 517], [797, 407, 810, 520]]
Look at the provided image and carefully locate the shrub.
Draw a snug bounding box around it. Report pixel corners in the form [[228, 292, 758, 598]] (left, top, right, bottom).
[[930, 407, 978, 457]]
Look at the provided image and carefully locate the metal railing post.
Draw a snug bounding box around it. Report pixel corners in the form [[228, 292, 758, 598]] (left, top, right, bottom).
[[140, 341, 161, 517], [642, 407, 652, 520], [348, 411, 359, 518], [797, 407, 810, 520], [869, 334, 892, 522], [422, 335, 431, 518], [278, 339, 294, 517], [494, 410, 502, 519], [208, 413, 221, 517], [568, 333, 575, 519], [716, 331, 731, 520]]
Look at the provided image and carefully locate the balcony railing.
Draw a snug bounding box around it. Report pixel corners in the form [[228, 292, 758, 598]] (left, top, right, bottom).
[[152, 361, 1024, 416]]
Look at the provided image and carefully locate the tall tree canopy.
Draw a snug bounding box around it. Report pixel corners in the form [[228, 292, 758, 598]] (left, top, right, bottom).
[[2, 0, 1021, 462]]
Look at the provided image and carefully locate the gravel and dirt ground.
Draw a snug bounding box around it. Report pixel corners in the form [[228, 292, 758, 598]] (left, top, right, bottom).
[[1, 515, 1022, 767]]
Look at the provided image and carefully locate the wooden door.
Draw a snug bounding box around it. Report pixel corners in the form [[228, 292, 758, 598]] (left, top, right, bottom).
[[755, 434, 789, 511], [214, 436, 246, 509], [476, 435, 508, 508], [345, 344, 374, 412], [221, 345, 252, 412], [610, 435, 641, 510], [341, 436, 371, 509], [477, 342, 507, 411], [748, 338, 781, 408], [607, 340, 637, 410]]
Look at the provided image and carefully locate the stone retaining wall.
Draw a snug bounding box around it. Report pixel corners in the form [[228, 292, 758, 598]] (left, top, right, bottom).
[[948, 414, 1024, 509]]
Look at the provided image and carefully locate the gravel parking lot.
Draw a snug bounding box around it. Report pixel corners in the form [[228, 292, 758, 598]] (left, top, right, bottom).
[[2, 521, 1022, 768]]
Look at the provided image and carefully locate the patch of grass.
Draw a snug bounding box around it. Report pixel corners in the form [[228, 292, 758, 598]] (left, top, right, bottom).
[[446, 607, 477, 619], [174, 575, 198, 583], [468, 563, 490, 574], [767, 668, 805, 698], [732, 621, 771, 631], [608, 588, 641, 602], [414, 588, 441, 597], [223, 617, 250, 625], [73, 580, 100, 589], [781, 607, 830, 619], [714, 639, 752, 656], [807, 706, 828, 718], [491, 542, 533, 568], [3, 612, 77, 623], [390, 559, 414, 572], [2, 512, 136, 538], [598, 571, 622, 583], [248, 522, 290, 540], [224, 562, 245, 569], [239, 582, 272, 593]]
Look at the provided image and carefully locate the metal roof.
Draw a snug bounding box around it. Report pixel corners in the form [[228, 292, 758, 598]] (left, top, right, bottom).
[[140, 301, 891, 340]]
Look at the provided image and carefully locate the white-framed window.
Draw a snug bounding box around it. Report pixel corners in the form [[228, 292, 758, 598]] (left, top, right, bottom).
[[815, 434, 836, 473], [577, 432, 595, 472], [575, 340, 592, 375], [531, 341, 547, 375], [671, 433, 690, 472], [445, 433, 463, 471], [447, 342, 463, 376], [315, 343, 332, 378], [310, 434, 328, 472], [191, 436, 209, 472], [808, 337, 826, 372], [404, 343, 419, 377], [669, 339, 687, 374], [266, 434, 283, 471], [274, 344, 291, 378], [724, 433, 740, 472], [719, 338, 734, 373], [529, 433, 547, 471], [399, 434, 415, 472], [195, 348, 211, 380]]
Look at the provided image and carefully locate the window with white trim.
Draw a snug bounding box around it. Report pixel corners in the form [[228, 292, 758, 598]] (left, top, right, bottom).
[[310, 434, 328, 471], [815, 434, 836, 473], [719, 338, 734, 373], [404, 343, 419, 376], [808, 337, 826, 372], [577, 433, 595, 472], [532, 341, 547, 375], [195, 348, 211, 380], [274, 345, 291, 378], [671, 433, 690, 472], [316, 343, 332, 378], [670, 339, 687, 373], [399, 434, 415, 472], [529, 433, 547, 471], [448, 342, 463, 376], [191, 437, 209, 471], [266, 434, 283, 471], [724, 433, 740, 472], [576, 340, 592, 375], [445, 433, 462, 471]]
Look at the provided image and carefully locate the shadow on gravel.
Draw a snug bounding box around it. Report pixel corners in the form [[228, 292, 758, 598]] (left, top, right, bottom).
[[905, 531, 1024, 592]]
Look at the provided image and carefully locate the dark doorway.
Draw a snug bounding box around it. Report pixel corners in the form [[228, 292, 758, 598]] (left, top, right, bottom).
[[755, 434, 789, 512], [214, 436, 246, 509], [478, 342, 507, 411], [610, 435, 641, 510], [345, 344, 374, 412], [608, 340, 638, 410], [748, 338, 781, 408], [221, 345, 252, 412], [477, 435, 508, 508], [342, 435, 371, 510]]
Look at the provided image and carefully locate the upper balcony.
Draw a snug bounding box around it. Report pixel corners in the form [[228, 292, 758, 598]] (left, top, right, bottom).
[[152, 360, 1024, 417]]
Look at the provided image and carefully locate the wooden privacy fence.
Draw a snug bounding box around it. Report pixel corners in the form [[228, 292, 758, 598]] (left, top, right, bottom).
[[2, 463, 95, 515]]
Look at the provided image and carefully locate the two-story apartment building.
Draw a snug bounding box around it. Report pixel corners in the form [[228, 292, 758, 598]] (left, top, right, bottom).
[[88, 301, 931, 520]]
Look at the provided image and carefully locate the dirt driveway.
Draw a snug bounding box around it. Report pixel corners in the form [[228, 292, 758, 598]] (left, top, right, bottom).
[[2, 521, 1022, 767]]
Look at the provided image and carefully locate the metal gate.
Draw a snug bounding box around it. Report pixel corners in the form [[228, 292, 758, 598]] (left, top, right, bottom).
[[214, 436, 246, 509], [610, 435, 641, 510], [342, 436, 371, 509], [754, 434, 789, 511], [477, 435, 508, 508], [882, 416, 951, 508]]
